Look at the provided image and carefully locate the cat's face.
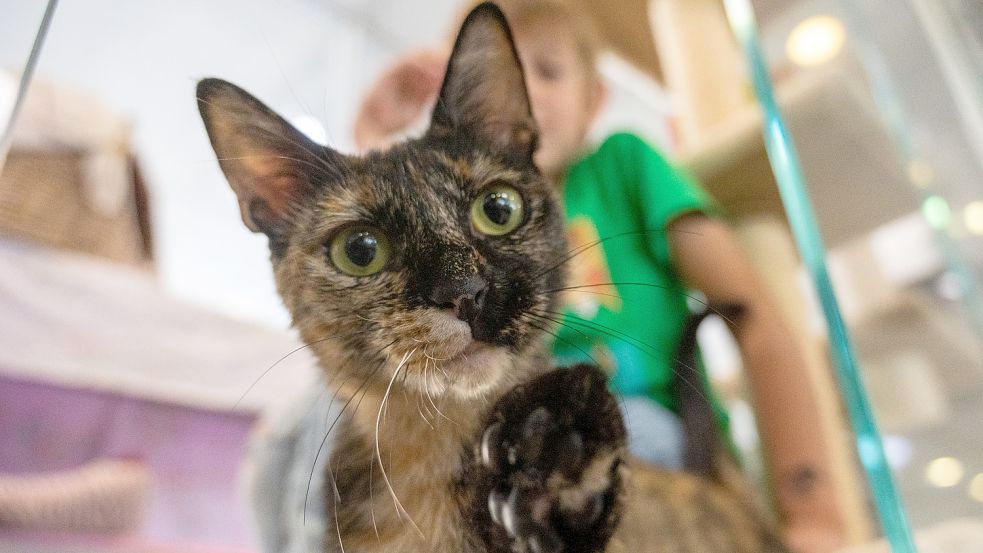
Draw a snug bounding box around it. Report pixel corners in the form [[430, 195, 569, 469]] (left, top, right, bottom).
[[197, 4, 566, 399]]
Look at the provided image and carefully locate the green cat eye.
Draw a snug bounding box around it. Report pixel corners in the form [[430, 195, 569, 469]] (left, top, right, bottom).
[[471, 184, 524, 236], [328, 226, 391, 277]]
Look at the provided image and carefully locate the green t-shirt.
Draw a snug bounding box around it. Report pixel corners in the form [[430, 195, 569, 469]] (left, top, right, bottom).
[[552, 132, 714, 414]]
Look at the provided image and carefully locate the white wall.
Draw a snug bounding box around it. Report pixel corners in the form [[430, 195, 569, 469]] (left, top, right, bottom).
[[1, 0, 673, 329], [1, 0, 460, 328]]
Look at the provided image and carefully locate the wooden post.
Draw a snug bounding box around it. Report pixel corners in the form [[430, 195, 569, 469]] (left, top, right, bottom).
[[649, 0, 748, 151]]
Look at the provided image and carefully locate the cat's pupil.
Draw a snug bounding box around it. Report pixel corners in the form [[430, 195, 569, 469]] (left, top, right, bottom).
[[345, 231, 377, 267], [483, 193, 514, 226]]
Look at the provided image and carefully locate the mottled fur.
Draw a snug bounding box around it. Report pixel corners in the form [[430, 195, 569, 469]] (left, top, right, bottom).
[[198, 3, 789, 552]]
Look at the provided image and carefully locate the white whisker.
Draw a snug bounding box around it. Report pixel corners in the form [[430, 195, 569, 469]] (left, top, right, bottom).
[[335, 493, 346, 553], [424, 363, 454, 425], [414, 357, 436, 429], [369, 446, 380, 541], [375, 349, 424, 538]]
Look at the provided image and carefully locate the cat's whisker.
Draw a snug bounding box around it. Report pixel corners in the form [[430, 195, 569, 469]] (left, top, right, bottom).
[[324, 451, 344, 549], [368, 366, 384, 546], [334, 499, 347, 553], [375, 349, 425, 538], [527, 318, 711, 417], [431, 391, 455, 426], [418, 402, 435, 430], [398, 356, 415, 400], [414, 360, 436, 430], [417, 353, 439, 429], [532, 228, 703, 281], [527, 310, 711, 405], [304, 346, 392, 525], [544, 282, 734, 324], [234, 336, 333, 409], [436, 364, 450, 379], [520, 313, 601, 368], [369, 445, 380, 542], [534, 309, 670, 361], [536, 308, 703, 378], [556, 289, 621, 301], [422, 360, 453, 425], [537, 285, 733, 400], [434, 370, 458, 427], [422, 342, 450, 363]]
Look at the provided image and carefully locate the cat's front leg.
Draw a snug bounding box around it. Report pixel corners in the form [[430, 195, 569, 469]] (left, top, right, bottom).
[[470, 364, 628, 553]]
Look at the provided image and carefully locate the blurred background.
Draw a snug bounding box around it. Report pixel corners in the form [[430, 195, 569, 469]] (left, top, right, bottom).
[[1, 0, 981, 551]]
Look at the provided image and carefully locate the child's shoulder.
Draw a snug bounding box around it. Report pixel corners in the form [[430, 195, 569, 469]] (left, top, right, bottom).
[[596, 131, 648, 153], [589, 132, 667, 165], [579, 132, 676, 174]]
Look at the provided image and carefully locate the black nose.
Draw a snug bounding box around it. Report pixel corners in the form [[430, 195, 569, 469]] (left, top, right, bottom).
[[429, 274, 488, 324]]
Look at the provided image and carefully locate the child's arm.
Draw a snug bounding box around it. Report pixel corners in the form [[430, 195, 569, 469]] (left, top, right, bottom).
[[667, 212, 847, 553]]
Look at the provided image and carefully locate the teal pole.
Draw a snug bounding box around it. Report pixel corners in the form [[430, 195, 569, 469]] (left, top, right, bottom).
[[0, 0, 60, 174], [721, 1, 917, 551]]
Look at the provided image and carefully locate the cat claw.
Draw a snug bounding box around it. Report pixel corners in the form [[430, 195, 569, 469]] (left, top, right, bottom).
[[488, 486, 507, 526], [477, 365, 627, 553], [528, 531, 563, 553], [481, 422, 504, 468], [499, 484, 563, 553]]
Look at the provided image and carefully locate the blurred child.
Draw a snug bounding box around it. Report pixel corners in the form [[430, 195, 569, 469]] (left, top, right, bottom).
[[354, 2, 847, 550]]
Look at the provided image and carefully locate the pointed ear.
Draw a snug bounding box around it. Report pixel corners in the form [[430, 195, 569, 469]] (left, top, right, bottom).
[[431, 2, 536, 157], [196, 78, 339, 235]]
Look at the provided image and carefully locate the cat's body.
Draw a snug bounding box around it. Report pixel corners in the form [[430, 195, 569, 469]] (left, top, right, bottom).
[[198, 4, 789, 552]]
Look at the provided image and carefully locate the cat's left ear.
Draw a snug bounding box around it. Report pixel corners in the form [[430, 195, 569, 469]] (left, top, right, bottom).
[[430, 2, 536, 158], [197, 78, 342, 236]]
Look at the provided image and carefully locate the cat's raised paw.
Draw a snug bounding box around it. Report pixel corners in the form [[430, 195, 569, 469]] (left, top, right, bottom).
[[478, 364, 627, 553]]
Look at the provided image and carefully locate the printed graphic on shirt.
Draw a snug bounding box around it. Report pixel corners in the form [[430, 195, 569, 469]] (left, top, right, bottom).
[[563, 216, 621, 319]]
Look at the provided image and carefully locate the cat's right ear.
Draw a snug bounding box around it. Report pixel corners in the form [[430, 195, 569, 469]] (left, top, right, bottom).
[[430, 2, 536, 158], [197, 78, 342, 236]]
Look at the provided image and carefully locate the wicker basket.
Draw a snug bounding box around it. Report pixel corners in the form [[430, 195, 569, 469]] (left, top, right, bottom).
[[0, 74, 153, 266], [0, 149, 152, 265]]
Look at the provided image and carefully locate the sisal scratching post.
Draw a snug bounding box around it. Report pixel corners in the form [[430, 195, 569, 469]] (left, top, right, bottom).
[[0, 459, 149, 534]]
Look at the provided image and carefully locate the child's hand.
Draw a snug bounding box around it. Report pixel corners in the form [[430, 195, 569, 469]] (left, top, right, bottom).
[[353, 49, 446, 150]]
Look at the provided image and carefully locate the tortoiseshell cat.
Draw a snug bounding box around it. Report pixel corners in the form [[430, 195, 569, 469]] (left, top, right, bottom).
[[198, 3, 789, 552]]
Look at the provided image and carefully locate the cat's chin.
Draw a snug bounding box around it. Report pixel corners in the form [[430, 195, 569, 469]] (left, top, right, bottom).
[[440, 341, 513, 400], [393, 342, 512, 401]]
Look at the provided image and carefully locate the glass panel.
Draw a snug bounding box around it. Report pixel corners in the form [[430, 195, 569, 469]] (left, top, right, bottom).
[[752, 0, 983, 535]]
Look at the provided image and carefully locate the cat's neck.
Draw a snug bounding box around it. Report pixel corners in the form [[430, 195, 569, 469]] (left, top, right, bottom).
[[350, 384, 487, 462], [325, 344, 545, 467]]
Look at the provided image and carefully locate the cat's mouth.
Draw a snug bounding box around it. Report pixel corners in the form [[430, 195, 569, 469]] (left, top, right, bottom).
[[406, 310, 513, 398], [431, 314, 498, 362]]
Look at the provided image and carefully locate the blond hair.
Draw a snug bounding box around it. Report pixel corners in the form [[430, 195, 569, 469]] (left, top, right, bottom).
[[460, 0, 605, 84]]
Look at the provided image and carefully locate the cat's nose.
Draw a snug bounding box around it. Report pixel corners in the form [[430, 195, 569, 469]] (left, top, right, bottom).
[[429, 274, 488, 323]]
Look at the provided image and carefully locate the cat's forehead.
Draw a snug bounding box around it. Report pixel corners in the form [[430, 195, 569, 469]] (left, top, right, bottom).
[[380, 141, 527, 192], [312, 143, 528, 223]]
